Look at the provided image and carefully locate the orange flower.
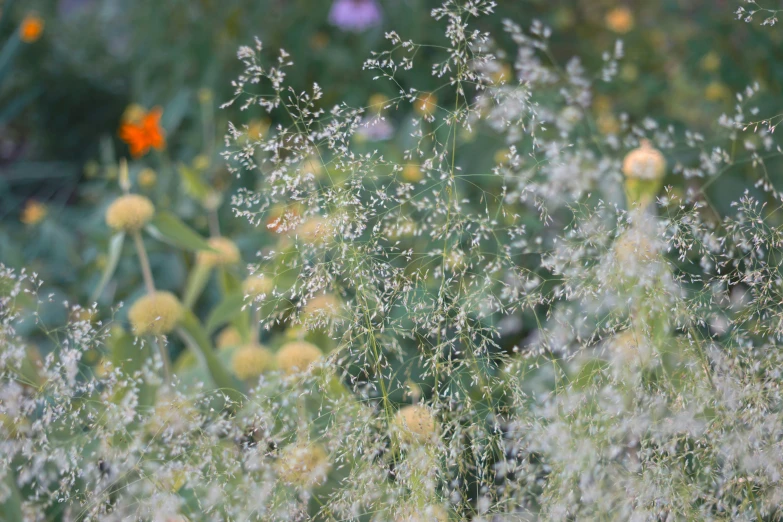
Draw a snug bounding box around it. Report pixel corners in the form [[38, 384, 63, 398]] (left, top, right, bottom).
[[20, 14, 44, 43], [605, 7, 634, 34], [118, 107, 166, 158]]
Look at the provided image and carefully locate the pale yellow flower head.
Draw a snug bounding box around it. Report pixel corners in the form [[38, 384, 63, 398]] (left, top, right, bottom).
[[415, 92, 437, 116], [394, 405, 437, 444], [231, 343, 274, 380], [296, 216, 334, 244], [242, 274, 273, 298], [277, 442, 330, 488], [198, 237, 241, 267], [128, 291, 183, 335], [302, 293, 342, 320], [605, 7, 634, 34], [622, 140, 666, 181], [106, 194, 155, 232], [20, 200, 47, 225], [613, 228, 656, 265], [402, 164, 423, 183], [276, 341, 323, 375], [216, 326, 243, 350], [393, 505, 449, 522], [137, 168, 157, 189]]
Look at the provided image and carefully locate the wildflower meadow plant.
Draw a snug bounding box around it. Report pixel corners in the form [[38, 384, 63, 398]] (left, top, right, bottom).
[[4, 1, 783, 521]]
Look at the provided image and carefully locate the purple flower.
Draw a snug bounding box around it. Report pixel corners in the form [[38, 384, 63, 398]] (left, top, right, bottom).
[[328, 0, 382, 32]]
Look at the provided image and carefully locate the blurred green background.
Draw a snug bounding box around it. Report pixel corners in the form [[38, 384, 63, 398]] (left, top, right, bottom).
[[0, 0, 780, 313]]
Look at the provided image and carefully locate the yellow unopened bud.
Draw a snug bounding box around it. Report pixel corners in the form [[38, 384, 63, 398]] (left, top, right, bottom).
[[368, 93, 389, 113], [277, 443, 330, 488], [197, 237, 240, 267], [106, 194, 155, 232], [231, 343, 274, 380], [605, 7, 634, 34], [394, 405, 436, 444], [613, 228, 656, 265], [128, 291, 183, 335], [622, 140, 666, 208], [296, 217, 334, 244], [276, 341, 322, 375], [302, 293, 342, 321], [242, 275, 273, 298], [415, 93, 437, 116], [138, 168, 157, 189], [402, 164, 423, 183], [393, 505, 449, 522], [20, 200, 47, 225], [216, 326, 243, 350]]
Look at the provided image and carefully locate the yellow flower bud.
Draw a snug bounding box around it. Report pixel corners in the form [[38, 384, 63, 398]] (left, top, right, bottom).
[[105, 194, 155, 232], [368, 93, 390, 113], [296, 217, 334, 244], [402, 164, 423, 183], [242, 274, 273, 298], [415, 93, 437, 116], [622, 140, 666, 208], [216, 326, 243, 350], [20, 200, 47, 225], [277, 443, 330, 488], [605, 7, 634, 34], [394, 405, 436, 444], [137, 168, 157, 189], [128, 291, 183, 335], [393, 505, 449, 522], [231, 343, 274, 380], [613, 228, 656, 265], [302, 293, 342, 321], [197, 237, 241, 267], [276, 341, 322, 375]]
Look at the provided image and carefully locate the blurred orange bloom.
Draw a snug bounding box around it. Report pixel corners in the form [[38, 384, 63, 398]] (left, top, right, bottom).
[[20, 200, 46, 225], [119, 107, 165, 158], [605, 7, 634, 34], [20, 14, 44, 43]]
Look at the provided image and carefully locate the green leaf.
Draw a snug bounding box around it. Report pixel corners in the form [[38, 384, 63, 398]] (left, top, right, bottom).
[[205, 291, 246, 333], [182, 261, 212, 310], [177, 162, 212, 203], [0, 471, 22, 522], [90, 232, 125, 303], [0, 35, 21, 86], [146, 211, 212, 252], [108, 328, 157, 411], [177, 311, 244, 407]]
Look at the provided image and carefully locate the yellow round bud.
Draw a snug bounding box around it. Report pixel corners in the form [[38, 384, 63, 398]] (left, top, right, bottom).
[[301, 156, 324, 178], [622, 140, 666, 181], [128, 291, 183, 335], [368, 93, 389, 113], [415, 93, 437, 116], [394, 405, 436, 444], [613, 228, 656, 265], [402, 164, 423, 183], [197, 237, 241, 267], [277, 443, 330, 488], [302, 293, 342, 320], [609, 330, 651, 366], [296, 217, 334, 244], [137, 168, 157, 189], [242, 274, 273, 298], [393, 505, 449, 522], [231, 343, 274, 380], [216, 326, 243, 350], [276, 341, 323, 375], [105, 194, 155, 232]]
